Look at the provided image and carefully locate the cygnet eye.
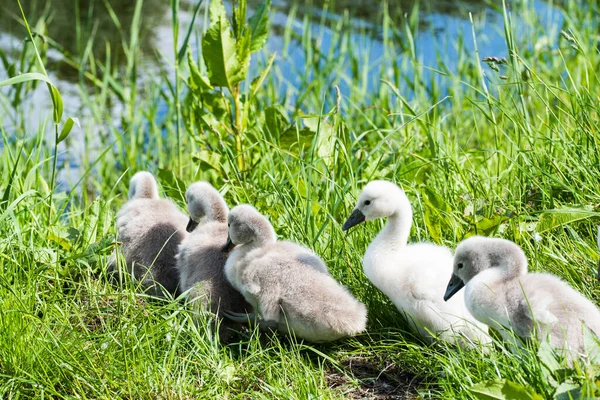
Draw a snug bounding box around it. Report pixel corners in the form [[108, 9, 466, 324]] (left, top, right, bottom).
[[364, 200, 371, 206], [457, 262, 464, 270]]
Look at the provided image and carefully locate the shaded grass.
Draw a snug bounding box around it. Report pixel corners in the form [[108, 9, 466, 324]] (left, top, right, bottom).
[[1, 0, 600, 398]]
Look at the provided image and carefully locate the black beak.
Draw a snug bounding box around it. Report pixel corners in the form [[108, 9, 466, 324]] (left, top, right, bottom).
[[222, 235, 235, 252], [186, 218, 199, 233], [597, 260, 600, 281], [444, 274, 465, 301], [342, 209, 366, 231]]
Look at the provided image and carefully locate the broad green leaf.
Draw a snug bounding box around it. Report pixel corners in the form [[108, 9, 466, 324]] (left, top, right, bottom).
[[67, 227, 82, 247], [423, 186, 452, 213], [48, 226, 72, 250], [202, 92, 228, 118], [423, 209, 441, 243], [202, 0, 247, 89], [466, 215, 509, 237], [303, 116, 335, 158], [422, 186, 453, 242], [33, 247, 57, 265], [192, 150, 224, 174], [58, 117, 80, 143], [501, 380, 543, 400], [187, 50, 213, 91], [537, 341, 562, 375], [248, 0, 271, 52], [470, 380, 506, 399], [470, 380, 543, 400], [236, 30, 252, 76], [279, 126, 316, 152], [263, 104, 289, 140], [554, 382, 581, 400], [536, 208, 598, 233]]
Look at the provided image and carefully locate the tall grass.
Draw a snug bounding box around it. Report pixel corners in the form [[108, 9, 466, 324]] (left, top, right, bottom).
[[1, 0, 600, 397]]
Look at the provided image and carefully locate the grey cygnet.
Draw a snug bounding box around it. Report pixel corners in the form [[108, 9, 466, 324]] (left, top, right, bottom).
[[222, 204, 367, 342]]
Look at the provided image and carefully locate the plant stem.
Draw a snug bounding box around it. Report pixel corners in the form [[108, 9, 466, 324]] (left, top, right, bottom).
[[48, 125, 59, 227], [233, 85, 244, 171]]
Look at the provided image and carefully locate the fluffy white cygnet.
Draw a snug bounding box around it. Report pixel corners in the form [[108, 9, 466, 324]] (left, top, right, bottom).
[[343, 180, 490, 346], [223, 204, 367, 342], [176, 181, 250, 316], [445, 236, 600, 361], [111, 171, 188, 297]]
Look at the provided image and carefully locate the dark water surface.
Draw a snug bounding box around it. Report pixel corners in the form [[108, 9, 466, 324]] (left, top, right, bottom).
[[0, 0, 561, 107], [0, 0, 561, 185]]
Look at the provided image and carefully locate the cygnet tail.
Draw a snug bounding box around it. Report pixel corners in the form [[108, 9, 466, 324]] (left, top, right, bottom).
[[129, 171, 159, 200], [320, 291, 368, 337]]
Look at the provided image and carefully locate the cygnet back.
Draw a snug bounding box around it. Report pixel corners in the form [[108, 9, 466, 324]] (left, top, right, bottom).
[[449, 236, 600, 361], [111, 171, 188, 297], [224, 205, 367, 342], [177, 184, 251, 315], [244, 241, 366, 341]]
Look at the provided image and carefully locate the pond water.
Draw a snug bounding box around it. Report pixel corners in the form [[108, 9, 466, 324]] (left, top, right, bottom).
[[0, 0, 562, 186]]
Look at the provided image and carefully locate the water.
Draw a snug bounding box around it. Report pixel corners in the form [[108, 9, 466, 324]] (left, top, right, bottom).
[[0, 0, 562, 186]]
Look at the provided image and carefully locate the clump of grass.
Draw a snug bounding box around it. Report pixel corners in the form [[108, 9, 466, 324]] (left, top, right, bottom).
[[1, 0, 600, 397]]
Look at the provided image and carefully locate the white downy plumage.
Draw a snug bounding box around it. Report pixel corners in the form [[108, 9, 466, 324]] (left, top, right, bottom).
[[343, 180, 490, 346]]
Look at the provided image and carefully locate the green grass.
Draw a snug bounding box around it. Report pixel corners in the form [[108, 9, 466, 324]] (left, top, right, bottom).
[[1, 0, 600, 397]]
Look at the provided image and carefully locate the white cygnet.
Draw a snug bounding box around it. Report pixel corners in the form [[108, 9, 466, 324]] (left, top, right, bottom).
[[445, 236, 600, 361], [111, 171, 188, 297], [176, 182, 250, 316], [343, 180, 490, 346], [223, 204, 367, 342]]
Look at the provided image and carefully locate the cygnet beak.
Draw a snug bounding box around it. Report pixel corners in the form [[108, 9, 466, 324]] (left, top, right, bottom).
[[342, 209, 366, 231], [444, 274, 465, 301], [222, 235, 235, 252], [186, 217, 199, 233]]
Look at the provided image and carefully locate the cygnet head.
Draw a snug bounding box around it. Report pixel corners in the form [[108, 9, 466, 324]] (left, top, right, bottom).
[[128, 171, 159, 200], [185, 181, 229, 232], [444, 236, 528, 301], [342, 180, 411, 231], [222, 204, 276, 252]]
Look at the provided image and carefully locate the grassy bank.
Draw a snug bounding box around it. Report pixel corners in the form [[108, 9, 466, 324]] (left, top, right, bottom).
[[1, 0, 600, 397]]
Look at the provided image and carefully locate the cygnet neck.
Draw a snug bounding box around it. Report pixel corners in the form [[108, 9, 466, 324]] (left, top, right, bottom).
[[239, 221, 277, 253], [255, 223, 277, 247], [130, 175, 158, 200], [502, 255, 528, 280], [207, 197, 228, 223], [377, 197, 413, 249], [484, 240, 529, 280]]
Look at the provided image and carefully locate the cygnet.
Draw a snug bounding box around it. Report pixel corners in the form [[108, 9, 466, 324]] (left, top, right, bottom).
[[343, 180, 490, 346], [223, 204, 367, 342], [110, 171, 188, 297], [176, 181, 250, 316], [445, 236, 600, 360]]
